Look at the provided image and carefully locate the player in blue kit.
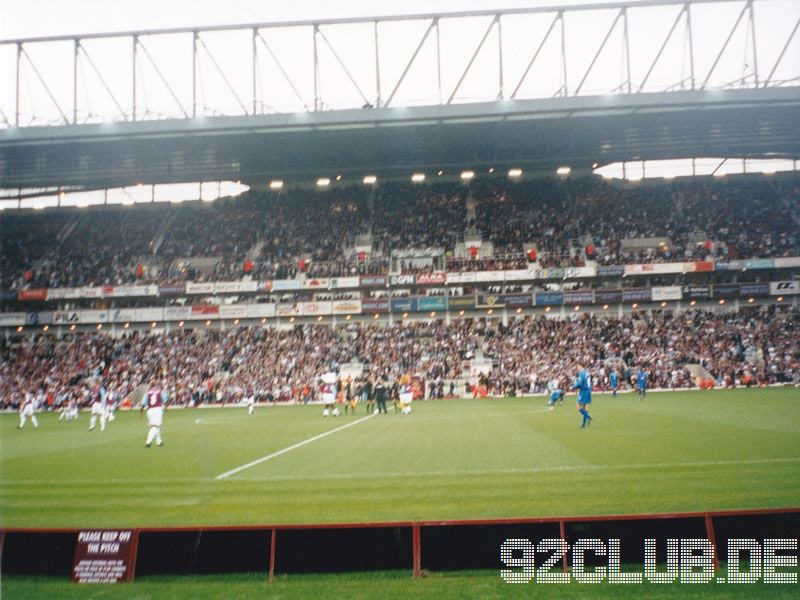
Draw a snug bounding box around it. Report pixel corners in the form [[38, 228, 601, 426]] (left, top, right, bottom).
[[609, 370, 619, 398], [636, 367, 648, 400], [547, 388, 565, 410], [572, 365, 593, 429]]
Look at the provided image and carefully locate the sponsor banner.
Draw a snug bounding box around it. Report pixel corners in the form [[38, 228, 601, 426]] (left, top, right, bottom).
[[0, 289, 18, 301], [447, 296, 476, 310], [302, 278, 330, 290], [390, 298, 417, 313], [158, 284, 186, 296], [389, 274, 415, 286], [330, 276, 360, 289], [270, 279, 302, 291], [770, 281, 799, 295], [415, 272, 447, 285], [477, 294, 505, 308], [684, 285, 712, 300], [773, 257, 800, 268], [81, 310, 109, 323], [651, 286, 683, 301], [743, 258, 775, 270], [361, 298, 390, 314], [445, 272, 476, 284], [418, 296, 447, 311], [134, 308, 164, 322], [563, 290, 594, 305], [186, 282, 214, 295], [25, 312, 44, 325], [473, 271, 505, 283], [18, 288, 48, 301], [110, 308, 137, 323], [714, 260, 742, 272], [504, 293, 534, 307], [597, 265, 625, 277], [256, 281, 272, 292], [214, 281, 258, 294], [301, 301, 333, 316], [505, 269, 535, 281], [594, 289, 622, 304], [622, 288, 652, 302], [105, 285, 157, 297], [534, 291, 563, 306], [164, 306, 191, 320], [192, 305, 218, 315], [246, 304, 276, 318], [46, 288, 80, 300], [713, 284, 740, 299], [564, 266, 597, 279], [72, 529, 136, 584], [219, 305, 249, 319], [534, 268, 565, 280], [624, 262, 684, 276], [53, 311, 80, 324], [0, 312, 26, 326], [332, 300, 362, 315], [360, 275, 387, 288], [684, 261, 714, 273], [80, 287, 103, 298], [739, 283, 770, 297], [276, 303, 302, 317]]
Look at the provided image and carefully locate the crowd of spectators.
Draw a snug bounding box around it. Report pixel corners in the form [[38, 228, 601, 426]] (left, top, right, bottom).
[[2, 175, 798, 288], [1, 306, 795, 410]]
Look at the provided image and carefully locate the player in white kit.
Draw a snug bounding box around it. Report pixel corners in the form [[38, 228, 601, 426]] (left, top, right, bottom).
[[245, 386, 256, 415], [320, 372, 339, 417], [144, 381, 165, 447], [17, 391, 39, 429]]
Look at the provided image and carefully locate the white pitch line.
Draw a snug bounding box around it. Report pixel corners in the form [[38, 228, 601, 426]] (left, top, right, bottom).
[[215, 414, 376, 480]]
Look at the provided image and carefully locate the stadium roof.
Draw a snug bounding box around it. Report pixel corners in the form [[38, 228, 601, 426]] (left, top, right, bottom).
[[1, 87, 799, 190]]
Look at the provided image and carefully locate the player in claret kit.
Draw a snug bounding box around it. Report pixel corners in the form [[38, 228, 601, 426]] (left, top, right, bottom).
[[17, 390, 39, 429], [143, 379, 165, 447], [88, 384, 108, 432], [320, 372, 339, 417], [244, 386, 256, 415]]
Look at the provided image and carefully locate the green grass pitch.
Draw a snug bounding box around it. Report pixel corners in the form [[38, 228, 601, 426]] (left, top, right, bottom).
[[2, 388, 799, 529]]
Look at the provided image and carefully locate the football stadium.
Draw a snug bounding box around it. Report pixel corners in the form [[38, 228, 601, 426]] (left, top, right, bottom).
[[1, 0, 799, 597]]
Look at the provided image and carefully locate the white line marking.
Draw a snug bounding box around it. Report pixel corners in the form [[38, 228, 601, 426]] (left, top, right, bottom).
[[234, 456, 800, 482], [215, 414, 376, 480]]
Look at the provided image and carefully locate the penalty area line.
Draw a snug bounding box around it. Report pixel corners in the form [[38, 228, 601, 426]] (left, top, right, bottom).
[[215, 414, 376, 480]]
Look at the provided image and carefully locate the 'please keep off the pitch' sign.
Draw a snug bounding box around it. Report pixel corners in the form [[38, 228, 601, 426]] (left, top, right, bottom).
[[72, 530, 136, 583]]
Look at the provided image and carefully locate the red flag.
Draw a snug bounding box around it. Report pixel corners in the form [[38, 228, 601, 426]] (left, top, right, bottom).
[[468, 246, 478, 258], [243, 259, 253, 273], [527, 248, 537, 262], [135, 264, 144, 278], [357, 251, 367, 263]]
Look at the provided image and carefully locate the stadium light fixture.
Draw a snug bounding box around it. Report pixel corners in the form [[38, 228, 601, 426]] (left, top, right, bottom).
[[336, 175, 342, 181], [762, 170, 776, 175], [205, 320, 211, 326], [261, 318, 267, 324], [602, 304, 609, 310], [690, 300, 696, 306], [16, 326, 23, 332], [632, 303, 639, 309], [179, 321, 184, 327], [488, 167, 494, 173], [777, 296, 784, 302], [363, 175, 377, 185], [346, 315, 351, 320], [713, 171, 726, 178], [290, 317, 295, 322], [373, 314, 379, 319], [70, 324, 77, 331], [460, 170, 475, 181], [661, 302, 667, 308], [719, 299, 725, 305], [151, 321, 157, 328], [574, 305, 580, 311], [748, 298, 754, 304], [269, 180, 284, 190], [430, 311, 436, 317], [411, 173, 425, 183], [403, 312, 409, 318], [556, 166, 571, 176], [316, 177, 331, 187], [123, 323, 129, 329], [508, 168, 523, 178], [544, 307, 551, 313], [96, 324, 102, 330], [317, 316, 323, 322], [234, 319, 240, 325], [43, 325, 49, 331], [487, 309, 493, 315], [516, 308, 522, 314], [437, 170, 444, 176], [458, 310, 465, 317]]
